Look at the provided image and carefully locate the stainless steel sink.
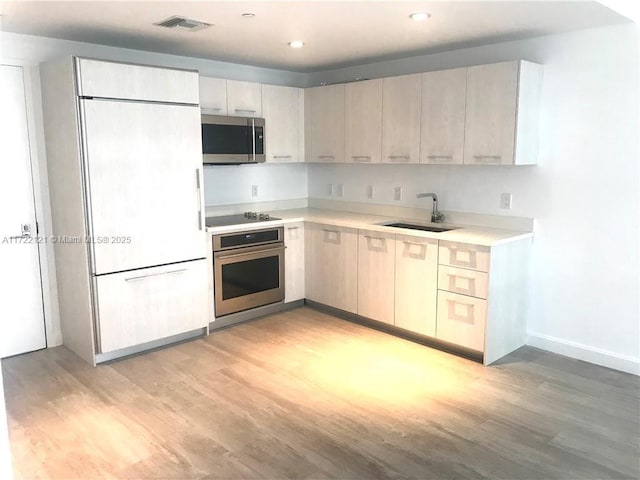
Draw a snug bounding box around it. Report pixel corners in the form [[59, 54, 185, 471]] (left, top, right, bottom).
[[382, 222, 457, 233]]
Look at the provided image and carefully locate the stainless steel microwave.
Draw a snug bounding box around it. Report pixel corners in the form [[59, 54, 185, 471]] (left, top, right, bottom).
[[201, 114, 265, 164]]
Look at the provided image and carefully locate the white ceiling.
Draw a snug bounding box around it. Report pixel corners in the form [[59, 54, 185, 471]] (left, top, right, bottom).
[[0, 1, 630, 72]]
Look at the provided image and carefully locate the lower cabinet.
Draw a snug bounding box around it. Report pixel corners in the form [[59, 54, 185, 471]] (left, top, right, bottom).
[[305, 223, 358, 313], [436, 291, 487, 352], [303, 222, 530, 365], [284, 222, 305, 303], [394, 235, 438, 336], [357, 230, 395, 325], [95, 259, 209, 353]]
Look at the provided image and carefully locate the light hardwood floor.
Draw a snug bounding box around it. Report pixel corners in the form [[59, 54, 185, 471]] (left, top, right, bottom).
[[3, 307, 639, 479]]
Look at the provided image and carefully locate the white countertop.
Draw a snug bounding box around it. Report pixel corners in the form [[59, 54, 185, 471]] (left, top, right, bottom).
[[206, 208, 533, 247]]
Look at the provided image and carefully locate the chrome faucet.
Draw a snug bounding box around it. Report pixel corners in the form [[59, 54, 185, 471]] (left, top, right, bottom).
[[417, 192, 445, 223]]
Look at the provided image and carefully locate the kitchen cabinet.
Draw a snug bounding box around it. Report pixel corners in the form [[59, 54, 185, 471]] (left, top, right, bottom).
[[436, 239, 531, 364], [464, 60, 542, 165], [345, 79, 383, 164], [96, 260, 209, 353], [357, 230, 395, 324], [262, 85, 304, 163], [305, 223, 357, 312], [40, 57, 208, 365], [76, 58, 199, 104], [305, 84, 345, 163], [394, 234, 438, 336], [420, 68, 466, 165], [381, 74, 421, 164], [199, 76, 228, 114], [284, 222, 305, 303], [226, 79, 262, 117]]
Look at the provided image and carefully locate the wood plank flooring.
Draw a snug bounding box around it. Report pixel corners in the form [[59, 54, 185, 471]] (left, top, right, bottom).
[[2, 307, 639, 479]]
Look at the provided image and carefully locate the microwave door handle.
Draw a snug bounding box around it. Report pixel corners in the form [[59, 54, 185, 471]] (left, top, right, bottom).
[[251, 117, 256, 162]]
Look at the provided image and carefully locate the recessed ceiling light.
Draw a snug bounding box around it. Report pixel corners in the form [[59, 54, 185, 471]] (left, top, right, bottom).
[[409, 12, 431, 21], [288, 40, 305, 48], [241, 13, 255, 18]]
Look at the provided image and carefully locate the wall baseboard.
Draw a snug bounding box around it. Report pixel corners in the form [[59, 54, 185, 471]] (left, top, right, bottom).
[[527, 331, 639, 376]]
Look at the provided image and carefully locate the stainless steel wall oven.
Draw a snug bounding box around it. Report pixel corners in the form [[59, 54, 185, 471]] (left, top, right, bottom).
[[212, 227, 284, 317]]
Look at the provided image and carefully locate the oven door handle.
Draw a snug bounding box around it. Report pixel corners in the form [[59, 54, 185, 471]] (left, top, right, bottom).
[[215, 245, 284, 260]]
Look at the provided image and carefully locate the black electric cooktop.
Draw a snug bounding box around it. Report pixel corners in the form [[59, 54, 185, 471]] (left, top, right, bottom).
[[205, 212, 281, 228]]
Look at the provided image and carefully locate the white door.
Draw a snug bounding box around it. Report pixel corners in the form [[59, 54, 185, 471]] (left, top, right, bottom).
[[81, 100, 206, 274], [0, 65, 46, 358]]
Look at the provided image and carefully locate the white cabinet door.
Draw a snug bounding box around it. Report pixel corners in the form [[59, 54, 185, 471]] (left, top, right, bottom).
[[436, 291, 487, 352], [95, 259, 209, 353], [305, 223, 357, 312], [420, 68, 466, 165], [357, 230, 395, 325], [199, 76, 228, 115], [262, 85, 304, 163], [76, 58, 199, 104], [227, 80, 262, 117], [463, 61, 518, 165], [394, 235, 438, 337], [305, 84, 345, 163], [382, 74, 421, 164], [82, 100, 205, 274], [284, 222, 305, 302], [346, 79, 383, 164]]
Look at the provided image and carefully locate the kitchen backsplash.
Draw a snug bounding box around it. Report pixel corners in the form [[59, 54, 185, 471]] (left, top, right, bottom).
[[203, 163, 308, 206]]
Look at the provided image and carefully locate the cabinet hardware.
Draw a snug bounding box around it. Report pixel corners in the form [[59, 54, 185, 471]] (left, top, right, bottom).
[[234, 108, 257, 113], [321, 228, 340, 234], [272, 155, 292, 159], [426, 155, 453, 160], [196, 168, 203, 231], [125, 268, 187, 282], [364, 235, 385, 241], [473, 155, 502, 163], [318, 155, 335, 159], [388, 155, 410, 162], [287, 226, 299, 230], [402, 240, 428, 247], [352, 155, 371, 162]]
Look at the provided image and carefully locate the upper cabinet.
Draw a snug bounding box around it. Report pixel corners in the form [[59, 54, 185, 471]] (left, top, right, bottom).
[[345, 79, 383, 164], [226, 80, 262, 117], [305, 84, 345, 163], [76, 58, 199, 104], [262, 84, 304, 163], [464, 60, 543, 165], [199, 76, 227, 115], [381, 74, 422, 164], [420, 68, 466, 165]]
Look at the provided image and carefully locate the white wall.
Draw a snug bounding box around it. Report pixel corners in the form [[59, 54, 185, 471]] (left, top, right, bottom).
[[203, 164, 307, 206], [0, 364, 13, 480], [308, 24, 640, 373]]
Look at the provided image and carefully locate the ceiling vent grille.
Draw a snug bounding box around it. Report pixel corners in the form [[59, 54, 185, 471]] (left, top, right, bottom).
[[154, 16, 211, 32]]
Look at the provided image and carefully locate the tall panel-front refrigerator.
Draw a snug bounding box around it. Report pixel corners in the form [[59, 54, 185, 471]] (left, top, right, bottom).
[[41, 57, 211, 365]]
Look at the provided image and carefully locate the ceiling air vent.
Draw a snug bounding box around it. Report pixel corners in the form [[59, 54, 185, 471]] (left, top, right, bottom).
[[154, 16, 211, 32]]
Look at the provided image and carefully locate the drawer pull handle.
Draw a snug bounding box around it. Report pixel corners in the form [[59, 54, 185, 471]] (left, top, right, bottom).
[[426, 155, 453, 160], [126, 269, 187, 282], [449, 247, 477, 267], [273, 155, 292, 159], [448, 275, 475, 295], [234, 108, 257, 113], [447, 300, 475, 324], [388, 155, 410, 161], [318, 155, 335, 159], [403, 240, 428, 247]]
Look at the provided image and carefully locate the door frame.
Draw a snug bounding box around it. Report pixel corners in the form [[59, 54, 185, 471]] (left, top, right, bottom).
[[1, 58, 62, 349]]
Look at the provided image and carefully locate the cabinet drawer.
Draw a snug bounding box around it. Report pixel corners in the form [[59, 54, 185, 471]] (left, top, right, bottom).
[[436, 291, 486, 352], [438, 265, 488, 299], [439, 241, 490, 272], [76, 58, 199, 104], [95, 259, 209, 353]]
